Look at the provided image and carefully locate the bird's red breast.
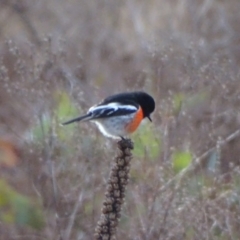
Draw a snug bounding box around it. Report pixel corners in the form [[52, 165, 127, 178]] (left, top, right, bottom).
[[125, 107, 144, 133]]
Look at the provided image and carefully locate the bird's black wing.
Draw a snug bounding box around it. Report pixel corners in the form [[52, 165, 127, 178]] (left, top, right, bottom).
[[88, 103, 137, 119]]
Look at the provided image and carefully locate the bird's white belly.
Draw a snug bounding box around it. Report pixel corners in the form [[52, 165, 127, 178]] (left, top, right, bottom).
[[92, 114, 135, 139]]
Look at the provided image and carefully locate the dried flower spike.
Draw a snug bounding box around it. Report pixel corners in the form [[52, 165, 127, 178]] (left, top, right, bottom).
[[95, 138, 134, 240]]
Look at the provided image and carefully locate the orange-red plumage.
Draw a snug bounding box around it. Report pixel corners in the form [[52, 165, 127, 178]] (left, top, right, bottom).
[[125, 107, 143, 133]]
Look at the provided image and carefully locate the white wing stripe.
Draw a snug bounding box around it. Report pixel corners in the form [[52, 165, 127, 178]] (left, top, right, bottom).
[[106, 110, 114, 115], [88, 102, 137, 113]]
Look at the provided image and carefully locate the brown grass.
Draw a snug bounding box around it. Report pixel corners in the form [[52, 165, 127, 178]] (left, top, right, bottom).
[[1, 0, 240, 239]]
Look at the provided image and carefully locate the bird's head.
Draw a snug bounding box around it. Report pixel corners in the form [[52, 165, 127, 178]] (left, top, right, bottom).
[[133, 92, 155, 121]]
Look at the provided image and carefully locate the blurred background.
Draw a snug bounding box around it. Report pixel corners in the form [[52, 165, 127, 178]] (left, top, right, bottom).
[[1, 0, 240, 239]]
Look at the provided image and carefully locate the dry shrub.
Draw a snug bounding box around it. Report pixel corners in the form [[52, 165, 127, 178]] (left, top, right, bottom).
[[1, 0, 240, 239]]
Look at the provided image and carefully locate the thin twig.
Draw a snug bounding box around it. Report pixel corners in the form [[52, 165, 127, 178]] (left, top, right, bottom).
[[39, 115, 63, 240], [65, 192, 84, 240], [158, 128, 240, 192]]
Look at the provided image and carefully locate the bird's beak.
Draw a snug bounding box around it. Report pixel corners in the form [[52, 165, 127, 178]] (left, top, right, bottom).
[[147, 116, 152, 122]]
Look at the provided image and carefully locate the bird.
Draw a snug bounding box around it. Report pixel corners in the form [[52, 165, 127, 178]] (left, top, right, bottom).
[[62, 91, 155, 139]]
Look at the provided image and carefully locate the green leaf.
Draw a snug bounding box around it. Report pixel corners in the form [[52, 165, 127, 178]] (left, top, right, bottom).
[[0, 180, 45, 229], [185, 90, 209, 109], [173, 93, 185, 114], [0, 180, 14, 207], [29, 91, 79, 141], [132, 124, 161, 159], [172, 151, 192, 173], [172, 90, 209, 115], [12, 194, 44, 229], [54, 91, 79, 140], [30, 114, 51, 140], [55, 91, 79, 120]]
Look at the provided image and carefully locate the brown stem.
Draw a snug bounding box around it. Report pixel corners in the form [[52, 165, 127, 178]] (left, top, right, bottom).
[[95, 138, 134, 240]]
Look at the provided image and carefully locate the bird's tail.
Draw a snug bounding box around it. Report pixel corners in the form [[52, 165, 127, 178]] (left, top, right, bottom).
[[62, 114, 92, 125]]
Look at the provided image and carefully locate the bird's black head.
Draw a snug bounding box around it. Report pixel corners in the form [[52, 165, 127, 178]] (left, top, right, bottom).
[[133, 91, 155, 121], [103, 91, 155, 121]]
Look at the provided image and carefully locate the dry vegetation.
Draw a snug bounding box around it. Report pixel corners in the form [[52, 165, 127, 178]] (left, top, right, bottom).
[[1, 0, 240, 239]]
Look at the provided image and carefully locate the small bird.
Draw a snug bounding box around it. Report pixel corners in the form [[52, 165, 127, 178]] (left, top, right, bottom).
[[62, 91, 155, 139]]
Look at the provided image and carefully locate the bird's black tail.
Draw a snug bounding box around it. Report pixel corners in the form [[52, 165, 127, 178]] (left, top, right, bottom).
[[62, 114, 92, 125]]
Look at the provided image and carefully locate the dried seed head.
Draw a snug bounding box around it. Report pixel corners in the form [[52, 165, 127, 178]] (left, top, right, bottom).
[[95, 138, 133, 239], [105, 197, 114, 205], [117, 158, 125, 166], [107, 185, 113, 191], [118, 170, 126, 177], [102, 234, 110, 240], [110, 176, 119, 183], [113, 190, 120, 197], [109, 212, 116, 220]]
